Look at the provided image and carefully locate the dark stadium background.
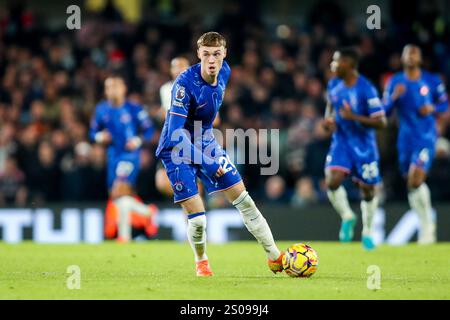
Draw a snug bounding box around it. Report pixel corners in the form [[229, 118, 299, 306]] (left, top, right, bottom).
[[0, 0, 449, 243]]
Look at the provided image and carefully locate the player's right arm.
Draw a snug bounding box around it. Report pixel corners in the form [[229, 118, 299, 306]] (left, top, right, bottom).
[[322, 101, 336, 132], [90, 104, 111, 145], [166, 80, 221, 177], [322, 80, 336, 132], [383, 76, 404, 116]]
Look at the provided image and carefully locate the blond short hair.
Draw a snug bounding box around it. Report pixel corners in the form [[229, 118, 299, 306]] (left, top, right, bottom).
[[197, 32, 227, 48]]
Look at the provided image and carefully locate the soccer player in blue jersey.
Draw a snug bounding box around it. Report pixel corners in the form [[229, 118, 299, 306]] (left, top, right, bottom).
[[383, 45, 449, 244], [323, 48, 387, 250], [90, 75, 157, 242], [156, 32, 283, 276]]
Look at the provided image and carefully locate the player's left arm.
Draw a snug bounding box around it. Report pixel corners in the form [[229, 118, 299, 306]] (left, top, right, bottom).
[[430, 76, 449, 134], [339, 85, 387, 129], [432, 76, 449, 114], [136, 107, 155, 142], [126, 106, 155, 151]]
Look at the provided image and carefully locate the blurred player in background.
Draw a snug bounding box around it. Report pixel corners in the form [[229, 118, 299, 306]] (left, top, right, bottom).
[[156, 32, 284, 276], [383, 45, 449, 244], [90, 75, 158, 242], [159, 57, 190, 120], [323, 48, 387, 250]]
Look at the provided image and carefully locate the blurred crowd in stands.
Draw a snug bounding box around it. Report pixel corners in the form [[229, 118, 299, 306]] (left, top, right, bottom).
[[1, 0, 450, 207]]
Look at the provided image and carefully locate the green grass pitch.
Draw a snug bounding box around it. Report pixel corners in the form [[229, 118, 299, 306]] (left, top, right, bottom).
[[1, 241, 449, 300]]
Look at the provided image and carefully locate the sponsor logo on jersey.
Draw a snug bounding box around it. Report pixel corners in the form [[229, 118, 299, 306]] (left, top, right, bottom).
[[173, 100, 185, 108]]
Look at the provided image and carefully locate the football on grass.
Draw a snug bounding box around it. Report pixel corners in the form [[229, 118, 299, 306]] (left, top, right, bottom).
[[282, 243, 319, 278]]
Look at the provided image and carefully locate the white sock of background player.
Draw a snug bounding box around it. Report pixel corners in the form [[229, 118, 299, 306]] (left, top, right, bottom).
[[361, 196, 378, 237], [408, 183, 435, 240], [327, 186, 356, 221], [114, 195, 152, 240]]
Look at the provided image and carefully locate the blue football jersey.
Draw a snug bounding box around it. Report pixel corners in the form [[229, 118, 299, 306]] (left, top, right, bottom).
[[383, 70, 448, 146], [90, 100, 154, 159], [156, 61, 230, 157], [327, 75, 385, 155]]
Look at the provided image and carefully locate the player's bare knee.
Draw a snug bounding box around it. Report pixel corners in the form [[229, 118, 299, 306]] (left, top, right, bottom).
[[325, 170, 346, 191], [326, 174, 343, 191], [179, 195, 205, 215], [111, 181, 133, 199], [360, 185, 375, 201], [223, 181, 246, 203], [408, 169, 426, 190], [408, 177, 423, 190]]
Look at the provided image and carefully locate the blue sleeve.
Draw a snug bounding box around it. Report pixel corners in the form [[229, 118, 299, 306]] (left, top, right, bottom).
[[135, 106, 154, 141], [383, 77, 396, 116], [365, 83, 385, 117], [432, 76, 449, 113], [167, 79, 220, 177], [89, 105, 103, 142], [221, 60, 231, 84]]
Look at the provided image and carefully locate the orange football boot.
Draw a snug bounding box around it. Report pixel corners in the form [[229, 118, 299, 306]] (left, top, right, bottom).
[[268, 252, 285, 274], [196, 259, 214, 277]]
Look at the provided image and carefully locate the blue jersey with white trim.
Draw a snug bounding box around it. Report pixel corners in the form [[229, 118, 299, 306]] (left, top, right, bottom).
[[383, 70, 448, 146], [156, 61, 230, 157], [90, 100, 154, 159], [327, 75, 384, 155]]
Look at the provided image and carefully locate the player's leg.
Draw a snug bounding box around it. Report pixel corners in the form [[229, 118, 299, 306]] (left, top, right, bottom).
[[178, 195, 212, 276], [111, 160, 155, 242], [401, 147, 435, 244], [354, 157, 382, 250], [155, 166, 174, 197], [113, 181, 155, 242], [222, 181, 283, 273], [325, 145, 356, 242], [358, 183, 378, 250], [407, 165, 435, 244], [163, 159, 213, 276]]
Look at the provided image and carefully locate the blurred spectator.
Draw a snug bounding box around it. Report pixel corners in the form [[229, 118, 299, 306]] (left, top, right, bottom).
[[0, 157, 27, 206], [291, 177, 318, 208], [265, 175, 289, 204]]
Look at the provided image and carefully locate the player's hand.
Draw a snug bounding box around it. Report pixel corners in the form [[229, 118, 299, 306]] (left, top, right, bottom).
[[215, 166, 226, 178], [339, 101, 355, 120], [125, 137, 142, 151], [322, 117, 336, 132], [95, 130, 112, 145], [418, 104, 435, 117], [392, 84, 406, 101]]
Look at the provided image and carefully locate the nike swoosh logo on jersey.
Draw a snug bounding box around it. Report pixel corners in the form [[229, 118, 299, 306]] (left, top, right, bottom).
[[196, 103, 207, 109]]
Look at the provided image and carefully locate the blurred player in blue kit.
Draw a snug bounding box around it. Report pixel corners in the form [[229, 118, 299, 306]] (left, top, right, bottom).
[[90, 75, 158, 242], [156, 32, 284, 276], [383, 45, 448, 244], [323, 48, 387, 250]]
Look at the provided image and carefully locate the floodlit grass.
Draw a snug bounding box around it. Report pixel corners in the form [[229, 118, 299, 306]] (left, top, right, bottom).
[[1, 241, 449, 299]]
